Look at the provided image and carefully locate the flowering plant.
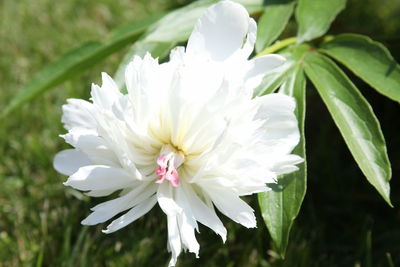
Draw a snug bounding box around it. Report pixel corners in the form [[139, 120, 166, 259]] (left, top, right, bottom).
[[53, 2, 302, 264], [4, 0, 399, 264]]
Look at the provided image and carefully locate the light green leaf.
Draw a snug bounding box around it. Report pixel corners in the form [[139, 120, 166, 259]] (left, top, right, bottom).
[[304, 52, 392, 206], [296, 0, 346, 43], [255, 1, 295, 53], [258, 65, 307, 258], [2, 14, 162, 117], [320, 34, 400, 102]]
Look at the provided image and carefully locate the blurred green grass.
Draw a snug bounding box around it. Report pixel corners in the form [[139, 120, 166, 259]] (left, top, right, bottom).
[[0, 0, 399, 266]]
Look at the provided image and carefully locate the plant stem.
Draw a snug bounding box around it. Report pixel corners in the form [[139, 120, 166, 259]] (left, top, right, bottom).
[[255, 37, 297, 58]]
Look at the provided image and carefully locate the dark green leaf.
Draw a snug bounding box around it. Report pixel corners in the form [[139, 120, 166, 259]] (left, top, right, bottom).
[[255, 1, 295, 53], [320, 34, 400, 102], [296, 0, 346, 43], [2, 14, 162, 117], [258, 65, 307, 258], [304, 52, 392, 206]]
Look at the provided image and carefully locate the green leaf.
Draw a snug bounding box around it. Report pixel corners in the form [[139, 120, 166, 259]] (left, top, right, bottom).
[[258, 65, 307, 258], [296, 0, 346, 43], [2, 14, 162, 117], [304, 52, 392, 206], [320, 34, 400, 102], [255, 1, 295, 53]]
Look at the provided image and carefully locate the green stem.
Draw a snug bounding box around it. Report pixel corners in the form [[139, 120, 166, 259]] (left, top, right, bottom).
[[255, 37, 297, 58], [321, 35, 334, 44]]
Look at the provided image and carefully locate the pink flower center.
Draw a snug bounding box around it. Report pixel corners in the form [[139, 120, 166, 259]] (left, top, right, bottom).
[[155, 145, 184, 187]]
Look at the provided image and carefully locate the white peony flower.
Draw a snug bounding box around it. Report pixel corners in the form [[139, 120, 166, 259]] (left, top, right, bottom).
[[53, 1, 302, 265]]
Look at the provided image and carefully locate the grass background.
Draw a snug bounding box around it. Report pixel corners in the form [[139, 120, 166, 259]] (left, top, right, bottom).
[[0, 0, 400, 266]]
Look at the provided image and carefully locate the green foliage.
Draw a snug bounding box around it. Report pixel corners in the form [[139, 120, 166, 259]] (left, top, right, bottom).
[[1, 14, 162, 117], [320, 34, 400, 102], [2, 0, 400, 265], [255, 1, 295, 53], [303, 52, 392, 206], [254, 0, 398, 255], [296, 0, 346, 43], [258, 65, 307, 258]]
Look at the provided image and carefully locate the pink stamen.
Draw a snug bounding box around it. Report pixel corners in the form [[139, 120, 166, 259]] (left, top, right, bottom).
[[167, 169, 180, 186], [155, 153, 180, 187], [156, 155, 168, 168]]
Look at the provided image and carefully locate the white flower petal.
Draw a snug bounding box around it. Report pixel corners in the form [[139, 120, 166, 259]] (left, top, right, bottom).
[[53, 149, 91, 176], [169, 46, 185, 63], [274, 154, 304, 166], [125, 53, 161, 104], [247, 55, 286, 79], [176, 186, 200, 256], [62, 130, 119, 167], [205, 187, 256, 228], [85, 189, 116, 197], [186, 0, 250, 62], [82, 183, 157, 225], [167, 215, 181, 267], [157, 182, 182, 216], [61, 99, 96, 130], [183, 183, 227, 242], [235, 185, 270, 196], [91, 72, 121, 109], [198, 176, 268, 197], [271, 154, 304, 175], [254, 93, 300, 155], [61, 128, 96, 146], [239, 18, 257, 60], [102, 195, 158, 234], [64, 165, 134, 191], [111, 94, 130, 121], [197, 177, 235, 188], [255, 93, 296, 117], [245, 54, 286, 89]]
